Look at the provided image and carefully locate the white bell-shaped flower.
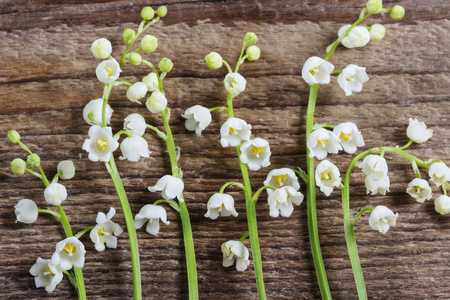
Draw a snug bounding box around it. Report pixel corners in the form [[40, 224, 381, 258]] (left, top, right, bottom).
[[263, 168, 300, 195], [124, 113, 147, 137], [204, 193, 238, 220], [134, 204, 170, 236], [126, 82, 148, 104], [406, 118, 433, 143], [148, 175, 184, 202], [239, 138, 271, 171], [82, 125, 119, 162], [301, 56, 334, 85], [15, 199, 38, 224], [83, 98, 113, 126], [51, 237, 86, 271], [358, 155, 388, 181], [29, 258, 63, 293], [224, 73, 246, 97], [428, 162, 450, 187], [268, 186, 304, 218], [91, 38, 112, 59], [142, 72, 159, 92], [146, 91, 167, 113], [95, 58, 121, 84], [89, 207, 123, 252], [57, 160, 75, 180], [338, 25, 370, 48], [406, 178, 432, 203], [365, 175, 390, 195], [220, 117, 252, 147], [369, 206, 398, 234], [119, 136, 151, 162], [221, 240, 250, 272], [44, 183, 67, 206], [182, 105, 212, 135], [307, 128, 342, 160], [333, 122, 365, 154], [337, 64, 369, 96], [435, 195, 450, 215], [315, 160, 341, 196]]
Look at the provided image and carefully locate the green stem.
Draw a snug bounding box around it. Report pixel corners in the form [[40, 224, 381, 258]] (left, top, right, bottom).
[[239, 232, 250, 242], [38, 208, 61, 219], [222, 60, 233, 73], [114, 130, 133, 139], [209, 106, 227, 112], [250, 185, 277, 202], [400, 139, 414, 150], [351, 207, 374, 225], [291, 168, 308, 184], [25, 168, 43, 179], [219, 182, 245, 193], [75, 226, 95, 239], [235, 42, 246, 73], [153, 199, 180, 212], [146, 124, 167, 140]]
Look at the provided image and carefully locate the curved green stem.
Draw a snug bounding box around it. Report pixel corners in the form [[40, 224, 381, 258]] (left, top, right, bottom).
[[153, 199, 180, 212], [219, 182, 245, 193], [38, 208, 61, 219], [351, 207, 374, 225], [292, 168, 308, 184], [250, 185, 277, 202], [75, 226, 95, 239], [222, 60, 232, 73], [239, 232, 250, 242], [146, 124, 167, 140]]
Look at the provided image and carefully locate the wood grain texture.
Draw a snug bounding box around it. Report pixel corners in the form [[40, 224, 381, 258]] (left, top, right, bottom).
[[1, 0, 449, 299]]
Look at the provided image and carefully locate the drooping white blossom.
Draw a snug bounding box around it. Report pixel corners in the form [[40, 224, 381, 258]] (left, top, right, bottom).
[[224, 73, 246, 97], [44, 183, 68, 206], [82, 125, 119, 162], [221, 240, 250, 272], [124, 113, 147, 137], [29, 258, 63, 293], [89, 207, 123, 252], [428, 162, 450, 187], [204, 193, 238, 220], [406, 118, 433, 143], [406, 178, 432, 203], [182, 105, 212, 135], [268, 186, 304, 218], [95, 58, 121, 84], [142, 72, 159, 92], [315, 160, 341, 196], [434, 195, 450, 215], [337, 64, 369, 96], [365, 174, 390, 195], [239, 138, 271, 171], [134, 204, 170, 236], [148, 175, 184, 202], [14, 199, 38, 224], [369, 206, 398, 234], [83, 98, 113, 126], [51, 237, 86, 271], [220, 117, 252, 147], [263, 168, 300, 195], [146, 91, 167, 114], [358, 155, 388, 181], [91, 38, 112, 59], [333, 122, 365, 154], [307, 128, 342, 160], [57, 160, 75, 180], [126, 82, 148, 104], [301, 56, 334, 85], [338, 25, 371, 48], [119, 136, 151, 162]]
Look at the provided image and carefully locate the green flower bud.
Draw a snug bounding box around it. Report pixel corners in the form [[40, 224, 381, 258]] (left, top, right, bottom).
[[159, 57, 173, 73], [7, 130, 20, 144], [141, 35, 158, 53], [157, 6, 168, 18], [141, 6, 155, 20], [390, 5, 405, 20], [246, 45, 261, 61], [204, 52, 223, 70], [11, 158, 26, 176], [26, 154, 41, 168], [244, 32, 258, 46], [369, 24, 386, 41], [366, 0, 383, 14], [129, 52, 142, 66], [122, 28, 136, 43]]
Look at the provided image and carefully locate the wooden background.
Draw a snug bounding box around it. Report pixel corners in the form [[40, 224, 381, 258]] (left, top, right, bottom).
[[1, 0, 449, 299]]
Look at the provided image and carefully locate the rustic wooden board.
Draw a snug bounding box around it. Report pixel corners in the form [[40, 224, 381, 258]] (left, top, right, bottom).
[[1, 0, 449, 299]]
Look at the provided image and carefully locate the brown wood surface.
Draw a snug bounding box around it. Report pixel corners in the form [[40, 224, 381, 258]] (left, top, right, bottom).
[[1, 0, 449, 299]]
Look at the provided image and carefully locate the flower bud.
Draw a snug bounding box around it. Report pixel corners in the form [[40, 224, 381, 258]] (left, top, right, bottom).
[[157, 6, 168, 17], [246, 45, 261, 61], [369, 24, 386, 41], [158, 57, 173, 73], [129, 52, 142, 66], [141, 6, 155, 20], [122, 28, 136, 43], [26, 154, 41, 168], [390, 5, 405, 20], [141, 35, 158, 53], [91, 38, 112, 59], [146, 92, 168, 114], [366, 0, 383, 14], [15, 199, 39, 224], [204, 52, 223, 70], [11, 158, 26, 176], [142, 72, 159, 92], [244, 32, 258, 45], [127, 82, 148, 104], [57, 160, 76, 180], [7, 130, 20, 144]]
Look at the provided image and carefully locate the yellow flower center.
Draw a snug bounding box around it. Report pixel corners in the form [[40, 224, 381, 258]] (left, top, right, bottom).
[[273, 174, 288, 187], [104, 67, 113, 77], [275, 193, 290, 204], [229, 127, 237, 135], [97, 225, 108, 237], [251, 145, 264, 158], [63, 243, 77, 256], [317, 139, 328, 147], [340, 132, 352, 142], [415, 186, 424, 194], [96, 139, 108, 151], [346, 75, 355, 81], [309, 66, 319, 76], [44, 267, 56, 277], [320, 171, 333, 182]]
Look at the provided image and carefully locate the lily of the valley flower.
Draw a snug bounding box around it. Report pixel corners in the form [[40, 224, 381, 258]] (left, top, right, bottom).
[[142, 72, 159, 92], [239, 138, 271, 171], [29, 258, 63, 293], [358, 155, 388, 181], [369, 205, 398, 234], [263, 168, 300, 195], [428, 162, 450, 187], [51, 237, 86, 271], [83, 98, 113, 126], [224, 73, 246, 97], [89, 207, 123, 252], [119, 136, 151, 162], [221, 240, 250, 272], [406, 178, 432, 203], [338, 25, 371, 48], [146, 91, 167, 114], [315, 160, 341, 196], [434, 195, 450, 215], [407, 118, 433, 143], [44, 183, 67, 206], [57, 160, 75, 180], [365, 175, 390, 195], [301, 56, 334, 85], [148, 175, 184, 202], [126, 82, 148, 104], [182, 105, 212, 135], [124, 113, 147, 137], [337, 64, 369, 96], [14, 199, 38, 224], [268, 186, 304, 218], [82, 125, 119, 162], [204, 193, 238, 220], [95, 58, 121, 84], [220, 117, 252, 147], [307, 128, 342, 160], [91, 38, 112, 59], [333, 122, 365, 154], [134, 204, 170, 236]]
